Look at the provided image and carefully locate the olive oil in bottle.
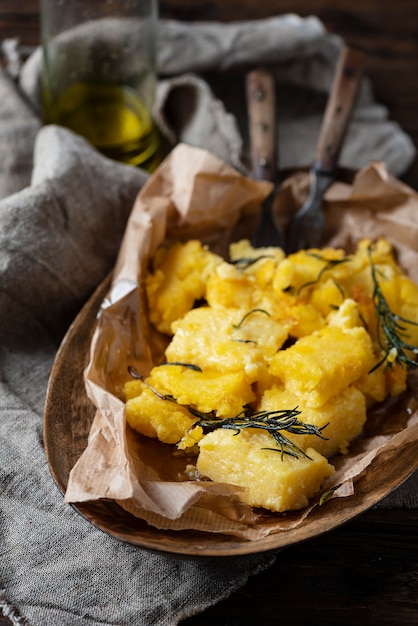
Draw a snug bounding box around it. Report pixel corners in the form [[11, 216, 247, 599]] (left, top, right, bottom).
[[45, 82, 162, 171]]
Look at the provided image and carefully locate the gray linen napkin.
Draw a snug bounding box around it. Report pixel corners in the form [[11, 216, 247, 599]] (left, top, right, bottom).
[[0, 90, 277, 626], [0, 14, 417, 626]]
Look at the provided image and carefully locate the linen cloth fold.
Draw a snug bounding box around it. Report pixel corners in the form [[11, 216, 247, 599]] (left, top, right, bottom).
[[0, 14, 417, 626]]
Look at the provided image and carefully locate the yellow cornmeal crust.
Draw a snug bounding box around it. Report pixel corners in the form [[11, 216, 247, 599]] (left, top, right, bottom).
[[166, 306, 289, 381], [145, 239, 223, 335], [259, 385, 367, 457], [196, 429, 335, 513], [124, 237, 416, 513], [269, 326, 375, 408], [146, 365, 256, 419], [124, 379, 196, 444]]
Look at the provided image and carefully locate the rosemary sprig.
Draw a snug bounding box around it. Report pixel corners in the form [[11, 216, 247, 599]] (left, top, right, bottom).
[[195, 408, 329, 461], [233, 339, 257, 344], [368, 246, 418, 372], [233, 308, 271, 329], [127, 366, 328, 460], [231, 255, 274, 269], [298, 253, 350, 294], [156, 362, 203, 372]]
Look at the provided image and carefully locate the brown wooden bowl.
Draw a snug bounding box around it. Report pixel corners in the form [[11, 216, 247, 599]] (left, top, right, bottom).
[[44, 268, 418, 557]]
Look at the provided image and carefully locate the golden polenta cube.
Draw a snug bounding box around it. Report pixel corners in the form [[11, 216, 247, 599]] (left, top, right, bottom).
[[336, 238, 398, 298], [229, 239, 285, 287], [355, 361, 406, 405], [177, 424, 204, 451], [206, 261, 255, 310], [229, 239, 284, 266], [283, 302, 326, 338], [147, 364, 255, 417], [124, 379, 146, 401], [385, 362, 408, 397], [145, 240, 222, 334], [398, 274, 418, 320], [326, 298, 364, 330], [351, 285, 377, 343], [271, 258, 294, 293], [358, 237, 397, 267], [309, 279, 346, 316], [247, 288, 325, 339], [258, 385, 367, 456], [276, 246, 347, 293], [166, 306, 288, 380], [230, 307, 289, 358], [124, 380, 196, 444], [196, 429, 335, 512], [389, 274, 418, 346], [354, 356, 407, 405], [270, 326, 375, 407], [354, 367, 388, 406]]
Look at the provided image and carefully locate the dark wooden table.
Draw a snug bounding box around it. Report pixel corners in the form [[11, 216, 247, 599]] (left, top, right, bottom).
[[1, 2, 418, 625]]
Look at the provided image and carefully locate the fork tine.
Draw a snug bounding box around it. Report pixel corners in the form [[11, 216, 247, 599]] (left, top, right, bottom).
[[287, 170, 331, 252]]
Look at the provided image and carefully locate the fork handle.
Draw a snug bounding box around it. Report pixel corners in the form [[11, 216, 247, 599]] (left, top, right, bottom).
[[246, 68, 277, 182], [314, 45, 364, 174]]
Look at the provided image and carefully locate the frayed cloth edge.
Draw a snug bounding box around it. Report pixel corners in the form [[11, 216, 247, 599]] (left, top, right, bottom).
[[0, 591, 31, 626]]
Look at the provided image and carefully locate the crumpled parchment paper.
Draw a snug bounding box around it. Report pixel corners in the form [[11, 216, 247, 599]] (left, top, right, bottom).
[[64, 144, 418, 539]]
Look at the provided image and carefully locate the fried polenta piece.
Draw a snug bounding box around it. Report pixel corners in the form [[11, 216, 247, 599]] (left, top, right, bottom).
[[229, 239, 285, 288], [147, 364, 255, 418], [124, 380, 196, 444], [146, 240, 222, 334], [206, 261, 255, 310], [272, 246, 347, 294], [258, 385, 367, 456], [166, 306, 288, 382], [270, 326, 375, 408], [196, 429, 334, 512]]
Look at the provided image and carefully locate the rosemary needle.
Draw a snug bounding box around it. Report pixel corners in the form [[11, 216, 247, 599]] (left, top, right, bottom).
[[231, 254, 274, 269], [233, 308, 271, 329], [157, 362, 203, 372]]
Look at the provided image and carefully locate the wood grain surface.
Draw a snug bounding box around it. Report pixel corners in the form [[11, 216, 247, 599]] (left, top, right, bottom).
[[1, 2, 418, 625], [41, 267, 418, 557]]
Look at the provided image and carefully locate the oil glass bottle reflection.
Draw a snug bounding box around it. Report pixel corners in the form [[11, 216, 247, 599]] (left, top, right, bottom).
[[41, 0, 162, 171]]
